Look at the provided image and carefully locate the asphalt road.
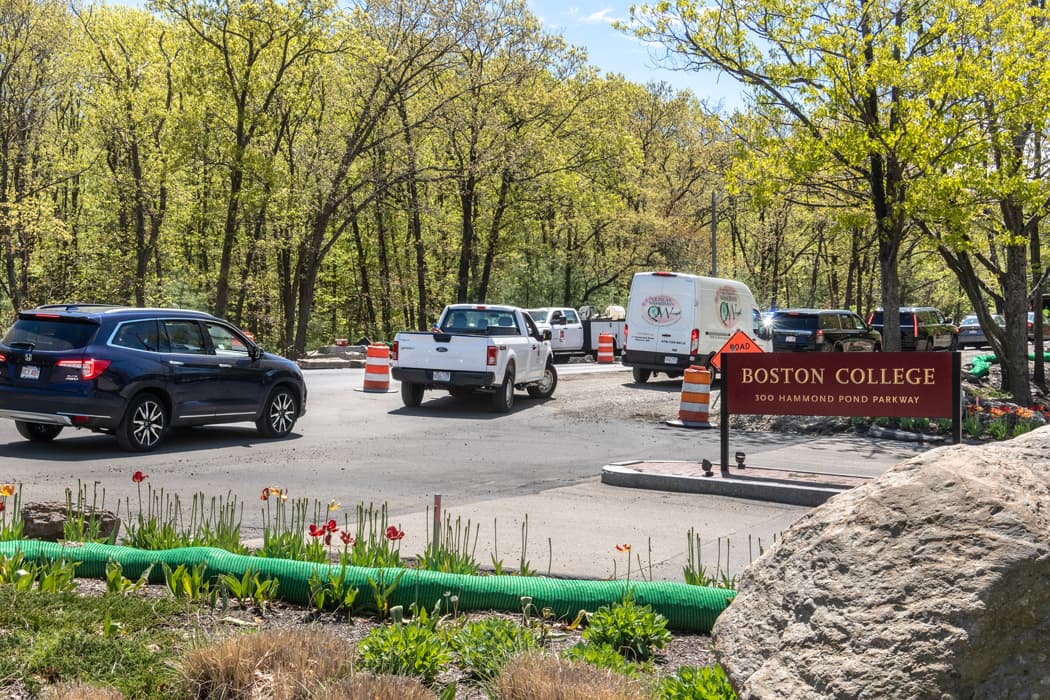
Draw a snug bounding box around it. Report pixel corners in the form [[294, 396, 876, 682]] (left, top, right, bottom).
[[0, 365, 931, 581]]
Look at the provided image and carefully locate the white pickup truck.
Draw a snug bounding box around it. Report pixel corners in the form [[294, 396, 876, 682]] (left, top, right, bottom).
[[526, 306, 626, 361], [391, 304, 557, 412]]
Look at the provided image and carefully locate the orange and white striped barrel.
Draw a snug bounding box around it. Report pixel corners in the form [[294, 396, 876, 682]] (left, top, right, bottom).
[[362, 343, 391, 392], [671, 366, 712, 428], [597, 333, 615, 364]]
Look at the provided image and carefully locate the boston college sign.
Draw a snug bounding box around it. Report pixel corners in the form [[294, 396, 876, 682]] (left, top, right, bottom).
[[719, 352, 962, 469]]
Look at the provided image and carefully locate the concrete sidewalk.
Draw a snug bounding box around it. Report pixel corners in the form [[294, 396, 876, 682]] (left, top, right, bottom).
[[602, 459, 873, 507]]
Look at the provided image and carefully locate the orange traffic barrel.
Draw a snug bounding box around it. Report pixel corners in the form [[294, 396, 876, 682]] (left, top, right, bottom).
[[597, 333, 615, 364], [362, 343, 391, 392], [665, 365, 712, 429]]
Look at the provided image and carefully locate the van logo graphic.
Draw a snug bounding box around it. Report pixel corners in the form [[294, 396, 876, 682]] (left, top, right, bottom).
[[643, 295, 681, 325], [715, 286, 743, 328]]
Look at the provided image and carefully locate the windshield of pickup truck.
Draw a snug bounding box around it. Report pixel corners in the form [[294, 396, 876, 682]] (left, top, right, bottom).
[[440, 309, 520, 335], [527, 309, 548, 322]]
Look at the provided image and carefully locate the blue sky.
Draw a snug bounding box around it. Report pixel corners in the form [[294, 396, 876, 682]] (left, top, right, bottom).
[[527, 0, 745, 111]]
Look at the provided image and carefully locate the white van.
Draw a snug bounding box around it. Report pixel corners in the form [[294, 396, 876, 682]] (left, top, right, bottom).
[[622, 271, 768, 382]]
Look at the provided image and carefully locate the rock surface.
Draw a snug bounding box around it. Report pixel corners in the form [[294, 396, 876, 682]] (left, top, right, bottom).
[[20, 501, 121, 542], [713, 426, 1050, 699]]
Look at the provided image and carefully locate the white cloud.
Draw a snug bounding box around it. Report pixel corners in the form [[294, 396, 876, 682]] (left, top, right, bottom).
[[581, 8, 617, 24]]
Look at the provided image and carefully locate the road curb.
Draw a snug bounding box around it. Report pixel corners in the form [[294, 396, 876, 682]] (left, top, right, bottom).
[[601, 461, 862, 507]]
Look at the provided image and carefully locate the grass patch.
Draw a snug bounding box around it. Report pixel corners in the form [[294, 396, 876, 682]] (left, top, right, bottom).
[[0, 586, 191, 698]]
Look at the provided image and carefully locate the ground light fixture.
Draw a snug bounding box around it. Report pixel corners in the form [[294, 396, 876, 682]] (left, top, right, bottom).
[[735, 452, 747, 468], [702, 458, 714, 477]]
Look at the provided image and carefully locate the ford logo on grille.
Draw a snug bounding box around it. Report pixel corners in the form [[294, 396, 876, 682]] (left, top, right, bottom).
[[436, 347, 448, 352]]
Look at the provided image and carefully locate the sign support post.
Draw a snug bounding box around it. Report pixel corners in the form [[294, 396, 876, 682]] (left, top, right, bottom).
[[721, 353, 730, 473]]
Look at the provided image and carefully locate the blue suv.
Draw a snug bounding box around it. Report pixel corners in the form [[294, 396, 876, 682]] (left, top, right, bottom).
[[0, 304, 306, 451]]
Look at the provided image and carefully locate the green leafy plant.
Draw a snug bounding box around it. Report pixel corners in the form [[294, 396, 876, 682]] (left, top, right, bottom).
[[339, 502, 406, 568], [583, 593, 672, 662], [419, 512, 480, 575], [450, 616, 538, 682], [104, 559, 152, 595], [0, 551, 36, 590], [365, 568, 406, 620], [33, 558, 79, 594], [684, 530, 737, 589], [161, 561, 215, 604], [1012, 419, 1035, 437], [123, 477, 248, 554], [654, 664, 737, 699], [986, 417, 1009, 440], [219, 567, 280, 613], [356, 605, 451, 684], [563, 641, 645, 677], [306, 563, 359, 618], [933, 417, 953, 434], [964, 409, 984, 438]]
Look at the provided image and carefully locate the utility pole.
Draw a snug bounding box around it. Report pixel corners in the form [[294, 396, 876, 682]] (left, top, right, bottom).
[[711, 191, 718, 277]]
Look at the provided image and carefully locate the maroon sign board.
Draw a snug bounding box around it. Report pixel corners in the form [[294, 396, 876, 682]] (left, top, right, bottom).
[[719, 352, 962, 469]]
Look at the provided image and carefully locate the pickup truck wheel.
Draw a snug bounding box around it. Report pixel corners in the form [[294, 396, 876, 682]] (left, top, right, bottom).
[[491, 367, 515, 412], [632, 368, 651, 384], [527, 362, 558, 399], [401, 381, 425, 408]]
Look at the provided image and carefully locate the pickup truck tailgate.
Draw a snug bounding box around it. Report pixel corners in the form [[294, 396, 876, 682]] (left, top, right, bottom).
[[394, 332, 491, 371]]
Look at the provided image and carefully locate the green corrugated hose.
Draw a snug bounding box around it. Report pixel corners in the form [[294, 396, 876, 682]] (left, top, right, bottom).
[[968, 352, 1050, 378], [0, 540, 733, 633]]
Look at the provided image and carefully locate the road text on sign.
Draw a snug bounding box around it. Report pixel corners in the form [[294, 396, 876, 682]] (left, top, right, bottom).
[[710, 329, 763, 371]]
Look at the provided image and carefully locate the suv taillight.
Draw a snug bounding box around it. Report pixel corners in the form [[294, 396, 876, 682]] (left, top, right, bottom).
[[913, 312, 919, 337], [56, 358, 111, 380], [0, 353, 5, 363], [486, 346, 499, 366], [690, 328, 699, 354], [391, 341, 399, 361], [816, 329, 824, 344]]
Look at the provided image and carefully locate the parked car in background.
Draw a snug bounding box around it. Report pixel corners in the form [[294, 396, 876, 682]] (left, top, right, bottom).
[[768, 309, 881, 352], [957, 314, 1004, 349], [1027, 312, 1050, 342], [0, 304, 306, 451], [867, 306, 958, 351]]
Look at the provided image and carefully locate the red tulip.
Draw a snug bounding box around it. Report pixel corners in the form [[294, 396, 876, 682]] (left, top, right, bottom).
[[132, 470, 148, 483], [326, 519, 338, 533], [385, 525, 405, 541], [340, 531, 355, 546]]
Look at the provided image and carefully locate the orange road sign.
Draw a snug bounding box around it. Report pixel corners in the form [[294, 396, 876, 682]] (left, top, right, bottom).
[[709, 329, 764, 371]]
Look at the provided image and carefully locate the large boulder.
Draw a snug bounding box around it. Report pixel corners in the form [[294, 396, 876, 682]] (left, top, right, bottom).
[[714, 426, 1050, 699], [20, 501, 121, 542]]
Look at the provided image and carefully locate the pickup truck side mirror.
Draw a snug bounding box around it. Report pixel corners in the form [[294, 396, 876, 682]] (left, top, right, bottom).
[[541, 329, 552, 341], [249, 344, 264, 361]]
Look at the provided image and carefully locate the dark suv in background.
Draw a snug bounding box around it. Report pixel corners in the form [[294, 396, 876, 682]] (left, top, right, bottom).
[[768, 309, 882, 352], [0, 304, 306, 451], [867, 307, 958, 351]]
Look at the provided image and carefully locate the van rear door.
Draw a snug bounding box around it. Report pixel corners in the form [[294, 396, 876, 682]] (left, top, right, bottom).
[[629, 273, 698, 357]]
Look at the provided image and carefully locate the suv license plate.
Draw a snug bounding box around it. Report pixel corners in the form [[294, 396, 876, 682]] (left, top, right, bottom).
[[20, 365, 40, 380], [785, 335, 796, 342], [664, 356, 677, 365], [433, 370, 451, 382]]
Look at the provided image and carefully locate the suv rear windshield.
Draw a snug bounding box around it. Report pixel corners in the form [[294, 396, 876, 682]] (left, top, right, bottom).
[[770, 314, 817, 331], [2, 317, 99, 350]]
